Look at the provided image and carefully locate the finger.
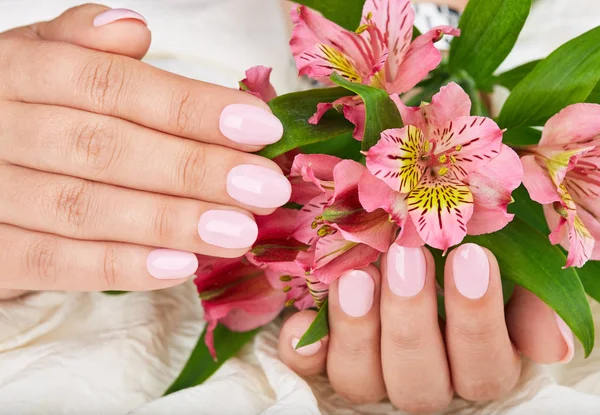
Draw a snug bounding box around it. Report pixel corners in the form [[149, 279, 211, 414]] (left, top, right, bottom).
[[279, 310, 328, 377], [1, 101, 290, 213], [506, 285, 574, 364], [0, 224, 196, 291], [445, 243, 521, 402], [327, 265, 386, 404], [0, 289, 28, 301], [0, 38, 282, 151], [380, 245, 453, 413], [0, 165, 257, 258]]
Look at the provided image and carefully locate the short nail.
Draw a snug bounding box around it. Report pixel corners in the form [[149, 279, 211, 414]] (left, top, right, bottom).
[[198, 210, 258, 249], [554, 313, 575, 364], [93, 8, 147, 27], [453, 243, 489, 299], [220, 104, 283, 145], [386, 244, 426, 297], [227, 165, 291, 208], [146, 249, 198, 279], [338, 269, 374, 317], [291, 337, 321, 356]]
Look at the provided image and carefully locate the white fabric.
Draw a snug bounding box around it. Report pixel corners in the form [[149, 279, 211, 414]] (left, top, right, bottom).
[[1, 0, 600, 414]]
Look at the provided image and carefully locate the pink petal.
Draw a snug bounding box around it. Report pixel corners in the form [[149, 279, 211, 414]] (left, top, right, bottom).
[[313, 240, 381, 284], [388, 26, 460, 93], [332, 159, 365, 199], [255, 208, 298, 240], [407, 172, 474, 252], [578, 208, 600, 261], [343, 99, 367, 140], [291, 153, 340, 184], [421, 82, 472, 132], [294, 194, 330, 245], [541, 103, 600, 146], [359, 169, 408, 225], [394, 216, 425, 247], [239, 66, 277, 102], [366, 126, 428, 193], [521, 155, 561, 205], [308, 102, 334, 125]]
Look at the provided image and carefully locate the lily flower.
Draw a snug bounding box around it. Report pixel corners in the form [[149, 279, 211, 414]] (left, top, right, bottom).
[[239, 65, 277, 102], [521, 103, 600, 268]]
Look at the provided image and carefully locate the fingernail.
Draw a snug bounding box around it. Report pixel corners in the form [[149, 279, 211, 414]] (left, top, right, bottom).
[[554, 313, 575, 364], [93, 8, 147, 27], [386, 244, 426, 297], [338, 269, 374, 317], [227, 165, 291, 208], [453, 243, 489, 299], [291, 337, 321, 356], [198, 210, 258, 249], [146, 249, 198, 279], [220, 104, 283, 145]]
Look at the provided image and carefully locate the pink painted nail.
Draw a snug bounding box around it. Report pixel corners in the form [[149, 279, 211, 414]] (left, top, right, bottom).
[[227, 165, 291, 208], [146, 249, 198, 279], [198, 210, 258, 249], [291, 337, 322, 356], [453, 243, 489, 299], [93, 8, 147, 27], [554, 313, 575, 364], [338, 269, 374, 317], [386, 244, 426, 297], [220, 104, 283, 145]]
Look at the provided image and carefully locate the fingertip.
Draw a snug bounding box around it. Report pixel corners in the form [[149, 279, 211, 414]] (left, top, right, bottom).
[[279, 310, 328, 376]]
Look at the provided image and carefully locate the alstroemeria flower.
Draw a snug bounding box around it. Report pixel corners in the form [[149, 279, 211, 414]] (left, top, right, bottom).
[[364, 83, 522, 251], [290, 154, 397, 283], [521, 103, 600, 268], [291, 0, 459, 139], [239, 65, 277, 102]]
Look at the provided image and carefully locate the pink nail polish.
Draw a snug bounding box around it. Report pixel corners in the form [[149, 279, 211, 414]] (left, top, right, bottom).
[[453, 243, 489, 299], [146, 249, 198, 279], [386, 244, 426, 297], [220, 104, 283, 145], [554, 313, 575, 364], [338, 270, 374, 317], [93, 8, 147, 27], [198, 210, 258, 249], [291, 337, 322, 356], [227, 165, 291, 208]]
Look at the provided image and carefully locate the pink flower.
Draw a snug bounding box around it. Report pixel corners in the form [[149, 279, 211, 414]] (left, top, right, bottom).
[[291, 0, 459, 139], [290, 154, 397, 283], [239, 65, 277, 102], [521, 104, 600, 268], [364, 83, 523, 252]]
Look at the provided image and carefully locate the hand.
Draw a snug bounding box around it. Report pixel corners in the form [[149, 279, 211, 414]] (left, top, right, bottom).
[[278, 243, 574, 413], [0, 4, 290, 294]]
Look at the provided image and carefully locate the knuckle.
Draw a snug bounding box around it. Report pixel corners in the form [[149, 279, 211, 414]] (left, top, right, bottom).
[[329, 336, 372, 360], [77, 54, 127, 112], [24, 237, 58, 282], [51, 179, 95, 231], [70, 119, 121, 175], [174, 145, 208, 195], [449, 319, 506, 351], [100, 243, 119, 289], [152, 202, 179, 244], [386, 321, 428, 353], [168, 87, 199, 135]]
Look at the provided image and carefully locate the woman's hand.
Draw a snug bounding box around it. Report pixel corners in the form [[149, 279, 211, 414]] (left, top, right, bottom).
[[279, 243, 574, 413], [0, 4, 290, 293]]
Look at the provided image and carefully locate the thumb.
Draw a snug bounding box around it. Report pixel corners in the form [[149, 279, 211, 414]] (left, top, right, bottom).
[[36, 4, 151, 60]]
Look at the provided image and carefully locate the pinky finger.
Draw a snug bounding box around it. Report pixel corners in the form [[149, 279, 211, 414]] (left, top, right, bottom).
[[0, 224, 196, 291], [278, 310, 328, 377]]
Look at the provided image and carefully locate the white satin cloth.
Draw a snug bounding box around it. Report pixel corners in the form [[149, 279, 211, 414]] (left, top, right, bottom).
[[1, 0, 599, 413]]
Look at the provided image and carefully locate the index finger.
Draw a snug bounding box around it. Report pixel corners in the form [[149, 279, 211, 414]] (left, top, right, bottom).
[[0, 37, 283, 150]]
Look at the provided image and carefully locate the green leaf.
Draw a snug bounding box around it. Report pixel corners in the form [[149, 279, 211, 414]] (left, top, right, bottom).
[[258, 88, 354, 159], [448, 0, 531, 86], [330, 73, 403, 151], [465, 219, 595, 356], [296, 299, 329, 348], [502, 126, 542, 146], [508, 185, 549, 235], [587, 82, 600, 104], [164, 324, 259, 395], [578, 261, 600, 304], [294, 0, 364, 31], [301, 130, 363, 161], [495, 60, 541, 91], [498, 26, 600, 128]]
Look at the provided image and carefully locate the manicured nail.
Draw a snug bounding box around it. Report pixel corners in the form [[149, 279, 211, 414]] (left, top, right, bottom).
[[198, 210, 258, 249], [146, 249, 198, 279], [227, 165, 291, 208], [220, 104, 283, 145], [386, 244, 426, 297], [338, 269, 374, 317], [93, 8, 147, 27], [291, 337, 321, 356], [554, 313, 575, 364], [453, 243, 489, 299]]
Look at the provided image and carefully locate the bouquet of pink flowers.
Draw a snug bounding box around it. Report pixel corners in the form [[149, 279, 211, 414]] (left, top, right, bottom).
[[165, 0, 600, 393]]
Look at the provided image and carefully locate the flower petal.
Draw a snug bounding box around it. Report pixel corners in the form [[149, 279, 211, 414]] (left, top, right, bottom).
[[521, 155, 561, 205], [239, 66, 277, 102], [577, 207, 600, 261], [294, 194, 330, 245], [394, 216, 425, 247], [359, 169, 408, 225], [313, 237, 381, 284], [422, 82, 472, 132], [388, 26, 460, 93], [366, 126, 427, 193], [541, 103, 600, 146], [407, 173, 474, 251], [343, 99, 367, 140]]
